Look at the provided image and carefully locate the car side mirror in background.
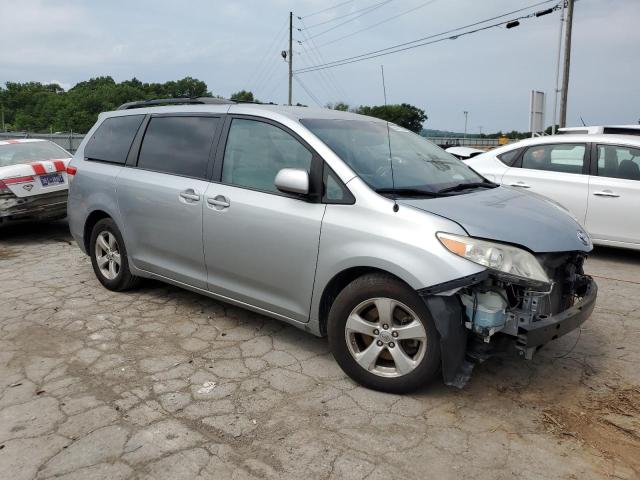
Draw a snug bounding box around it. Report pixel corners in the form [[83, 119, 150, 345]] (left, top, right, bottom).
[[274, 168, 309, 195]]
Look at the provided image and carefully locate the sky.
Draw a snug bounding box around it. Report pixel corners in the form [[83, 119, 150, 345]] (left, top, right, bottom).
[[1, 0, 638, 132]]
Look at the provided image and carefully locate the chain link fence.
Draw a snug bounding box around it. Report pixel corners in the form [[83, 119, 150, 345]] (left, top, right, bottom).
[[0, 132, 85, 153]]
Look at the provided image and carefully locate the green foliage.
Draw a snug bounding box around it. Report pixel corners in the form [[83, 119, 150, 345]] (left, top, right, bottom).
[[325, 101, 350, 111], [230, 90, 256, 103], [0, 76, 212, 133], [356, 103, 427, 133]]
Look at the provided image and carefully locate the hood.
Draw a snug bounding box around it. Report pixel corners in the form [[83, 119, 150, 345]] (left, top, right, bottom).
[[399, 186, 592, 253]]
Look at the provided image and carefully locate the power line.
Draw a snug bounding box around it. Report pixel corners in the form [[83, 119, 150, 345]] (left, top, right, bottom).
[[293, 74, 323, 106], [297, 18, 350, 101], [295, 0, 559, 74], [301, 0, 392, 30], [305, 0, 394, 40], [315, 0, 439, 49], [247, 19, 288, 92], [301, 0, 356, 19], [250, 22, 290, 93]]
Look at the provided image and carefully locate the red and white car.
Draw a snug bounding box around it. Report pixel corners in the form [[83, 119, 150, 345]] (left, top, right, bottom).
[[0, 138, 72, 225]]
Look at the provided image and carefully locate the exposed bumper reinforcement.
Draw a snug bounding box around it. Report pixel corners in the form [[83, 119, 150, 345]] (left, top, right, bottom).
[[517, 277, 597, 349]]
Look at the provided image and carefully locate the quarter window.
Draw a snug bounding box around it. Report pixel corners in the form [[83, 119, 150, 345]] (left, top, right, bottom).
[[597, 144, 640, 180], [222, 119, 312, 194], [137, 116, 219, 179], [85, 115, 144, 164], [521, 143, 586, 174], [323, 163, 354, 204], [497, 148, 521, 166]]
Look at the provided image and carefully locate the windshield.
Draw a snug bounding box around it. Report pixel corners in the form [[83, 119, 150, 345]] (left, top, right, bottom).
[[0, 141, 70, 167], [301, 118, 486, 194]]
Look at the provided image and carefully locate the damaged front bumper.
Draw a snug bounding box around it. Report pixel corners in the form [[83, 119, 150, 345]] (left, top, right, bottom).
[[419, 254, 597, 388], [517, 278, 596, 350]]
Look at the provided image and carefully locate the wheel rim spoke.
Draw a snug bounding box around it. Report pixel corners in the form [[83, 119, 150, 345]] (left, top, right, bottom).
[[97, 255, 109, 268], [108, 260, 118, 278], [97, 235, 109, 252], [374, 298, 395, 325], [394, 320, 427, 341], [107, 232, 116, 249], [112, 252, 121, 267], [346, 313, 377, 336], [388, 345, 417, 375], [354, 341, 384, 371]]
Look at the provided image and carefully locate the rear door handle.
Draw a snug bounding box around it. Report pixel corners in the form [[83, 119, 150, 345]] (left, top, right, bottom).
[[593, 190, 620, 198], [179, 189, 200, 202], [508, 181, 531, 188], [207, 195, 230, 209]]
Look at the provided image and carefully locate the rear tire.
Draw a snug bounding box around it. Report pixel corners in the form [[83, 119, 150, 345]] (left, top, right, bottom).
[[328, 273, 441, 393], [89, 218, 139, 291]]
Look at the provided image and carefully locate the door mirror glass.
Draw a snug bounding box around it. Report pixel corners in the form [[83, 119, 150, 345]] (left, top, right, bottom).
[[275, 168, 309, 195]]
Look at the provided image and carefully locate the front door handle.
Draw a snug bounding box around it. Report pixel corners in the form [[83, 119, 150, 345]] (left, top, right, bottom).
[[179, 189, 201, 202], [593, 190, 620, 198], [207, 195, 231, 210], [508, 181, 531, 188]]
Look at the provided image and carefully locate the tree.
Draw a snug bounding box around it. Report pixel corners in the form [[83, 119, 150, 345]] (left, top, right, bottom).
[[0, 76, 214, 133], [230, 90, 256, 103], [326, 101, 350, 111], [356, 103, 427, 133]]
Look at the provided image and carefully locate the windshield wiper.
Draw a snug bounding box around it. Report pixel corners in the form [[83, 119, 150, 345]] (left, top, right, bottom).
[[374, 187, 443, 197], [436, 182, 498, 194]]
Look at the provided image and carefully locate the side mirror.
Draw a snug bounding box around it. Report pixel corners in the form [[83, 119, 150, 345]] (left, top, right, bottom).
[[274, 168, 309, 195]]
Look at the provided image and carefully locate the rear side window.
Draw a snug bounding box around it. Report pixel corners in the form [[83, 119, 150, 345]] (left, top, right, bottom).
[[497, 148, 520, 166], [137, 116, 219, 179], [85, 115, 144, 164], [597, 144, 640, 180], [521, 143, 586, 174]]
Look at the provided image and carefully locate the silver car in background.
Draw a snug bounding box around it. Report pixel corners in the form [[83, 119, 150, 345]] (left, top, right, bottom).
[[67, 99, 596, 393]]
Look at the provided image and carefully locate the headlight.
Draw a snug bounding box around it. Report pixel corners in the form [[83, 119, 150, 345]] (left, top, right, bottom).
[[437, 232, 550, 284]]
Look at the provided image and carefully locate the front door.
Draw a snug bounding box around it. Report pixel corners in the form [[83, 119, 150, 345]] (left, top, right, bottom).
[[586, 143, 640, 246], [117, 115, 220, 288], [203, 117, 325, 322], [500, 142, 589, 224]]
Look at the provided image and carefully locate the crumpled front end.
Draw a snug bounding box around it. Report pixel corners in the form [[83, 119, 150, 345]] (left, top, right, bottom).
[[420, 252, 597, 388]]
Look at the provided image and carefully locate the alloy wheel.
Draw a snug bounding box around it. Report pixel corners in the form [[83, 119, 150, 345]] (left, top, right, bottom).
[[345, 297, 427, 378], [95, 231, 121, 280]]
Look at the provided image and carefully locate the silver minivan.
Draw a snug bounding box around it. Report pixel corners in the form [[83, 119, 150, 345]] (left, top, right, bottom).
[[67, 98, 597, 393]]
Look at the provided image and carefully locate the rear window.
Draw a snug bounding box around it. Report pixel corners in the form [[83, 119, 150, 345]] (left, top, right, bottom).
[[137, 116, 219, 179], [0, 141, 69, 167], [84, 115, 144, 164]]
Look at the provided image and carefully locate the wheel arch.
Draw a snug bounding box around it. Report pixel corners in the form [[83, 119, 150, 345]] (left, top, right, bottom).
[[83, 209, 113, 253], [316, 266, 413, 337]]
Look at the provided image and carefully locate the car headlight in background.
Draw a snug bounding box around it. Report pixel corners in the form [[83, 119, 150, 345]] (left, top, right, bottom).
[[437, 232, 550, 284]]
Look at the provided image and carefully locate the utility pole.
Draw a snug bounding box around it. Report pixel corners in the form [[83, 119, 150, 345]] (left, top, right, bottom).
[[288, 11, 293, 106], [1, 104, 4, 131], [551, 1, 566, 134], [463, 111, 468, 140], [559, 0, 574, 128]]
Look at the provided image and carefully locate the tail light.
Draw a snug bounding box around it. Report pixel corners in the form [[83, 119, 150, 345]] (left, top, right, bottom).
[[0, 176, 34, 195], [66, 166, 77, 181]]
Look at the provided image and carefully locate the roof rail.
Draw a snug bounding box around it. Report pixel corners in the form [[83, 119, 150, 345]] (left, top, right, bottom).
[[116, 97, 235, 110]]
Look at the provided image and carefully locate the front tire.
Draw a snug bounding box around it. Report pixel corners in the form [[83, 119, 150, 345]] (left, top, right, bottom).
[[89, 218, 139, 291], [328, 273, 441, 393]]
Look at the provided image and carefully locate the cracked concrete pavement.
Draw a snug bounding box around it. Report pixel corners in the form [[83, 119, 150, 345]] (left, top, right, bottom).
[[0, 220, 639, 479]]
